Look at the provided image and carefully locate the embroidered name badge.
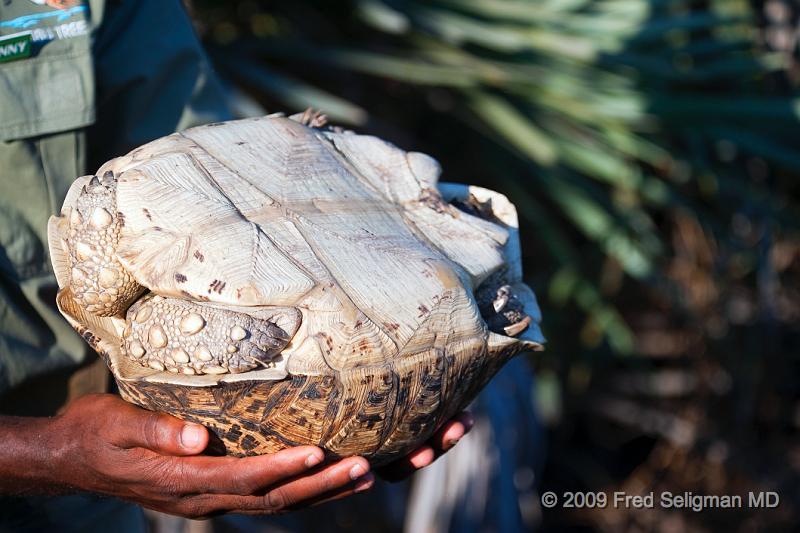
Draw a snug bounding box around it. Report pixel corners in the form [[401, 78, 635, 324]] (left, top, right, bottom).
[[0, 31, 32, 63], [0, 2, 88, 47]]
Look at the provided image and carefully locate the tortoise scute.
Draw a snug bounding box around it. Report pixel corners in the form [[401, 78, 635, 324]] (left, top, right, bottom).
[[48, 114, 544, 463]]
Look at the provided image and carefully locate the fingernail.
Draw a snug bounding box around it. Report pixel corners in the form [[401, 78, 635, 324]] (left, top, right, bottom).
[[180, 424, 204, 449], [446, 437, 461, 449], [349, 463, 366, 480], [354, 472, 374, 493], [305, 453, 323, 468]]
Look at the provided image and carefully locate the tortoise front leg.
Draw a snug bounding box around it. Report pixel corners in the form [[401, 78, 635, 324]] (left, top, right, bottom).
[[122, 295, 296, 375], [67, 172, 143, 316]]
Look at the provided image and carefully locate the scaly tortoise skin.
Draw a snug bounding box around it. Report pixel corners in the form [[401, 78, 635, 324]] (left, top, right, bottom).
[[48, 112, 544, 464]]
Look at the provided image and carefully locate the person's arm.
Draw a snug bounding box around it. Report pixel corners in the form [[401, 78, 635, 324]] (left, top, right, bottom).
[[0, 394, 373, 517]]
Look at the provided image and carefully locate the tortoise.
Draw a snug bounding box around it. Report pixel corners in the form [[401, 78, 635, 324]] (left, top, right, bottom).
[[47, 112, 544, 465]]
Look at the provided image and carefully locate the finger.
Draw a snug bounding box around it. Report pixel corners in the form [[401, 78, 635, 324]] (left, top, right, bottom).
[[183, 472, 374, 519], [288, 471, 376, 509], [430, 411, 474, 452], [112, 403, 208, 456], [171, 446, 326, 495], [408, 446, 436, 468], [376, 412, 474, 482], [376, 445, 434, 482], [201, 456, 372, 514]]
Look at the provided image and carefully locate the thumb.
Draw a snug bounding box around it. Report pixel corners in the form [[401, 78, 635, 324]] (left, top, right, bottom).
[[115, 405, 209, 456]]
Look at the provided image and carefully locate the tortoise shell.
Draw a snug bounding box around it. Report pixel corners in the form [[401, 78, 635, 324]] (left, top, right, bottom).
[[48, 113, 543, 464]]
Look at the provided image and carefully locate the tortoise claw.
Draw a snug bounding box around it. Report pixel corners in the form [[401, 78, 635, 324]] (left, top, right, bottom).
[[249, 345, 276, 363], [493, 285, 511, 313], [504, 315, 531, 337], [255, 327, 289, 352], [267, 322, 290, 342], [296, 108, 328, 128]]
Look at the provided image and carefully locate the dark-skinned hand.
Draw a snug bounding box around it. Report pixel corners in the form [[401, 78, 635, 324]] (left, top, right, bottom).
[[0, 394, 472, 517], [1, 394, 372, 518]]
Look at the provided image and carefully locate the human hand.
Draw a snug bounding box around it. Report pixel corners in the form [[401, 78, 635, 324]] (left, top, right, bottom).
[[376, 411, 474, 481], [47, 394, 374, 517]]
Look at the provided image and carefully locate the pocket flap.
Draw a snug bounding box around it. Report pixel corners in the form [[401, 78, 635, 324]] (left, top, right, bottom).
[[0, 3, 95, 141]]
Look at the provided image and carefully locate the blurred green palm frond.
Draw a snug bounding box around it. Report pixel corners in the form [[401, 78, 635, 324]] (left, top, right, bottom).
[[195, 0, 800, 356]]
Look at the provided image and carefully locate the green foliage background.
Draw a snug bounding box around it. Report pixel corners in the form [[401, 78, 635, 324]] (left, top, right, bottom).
[[192, 1, 800, 529]]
